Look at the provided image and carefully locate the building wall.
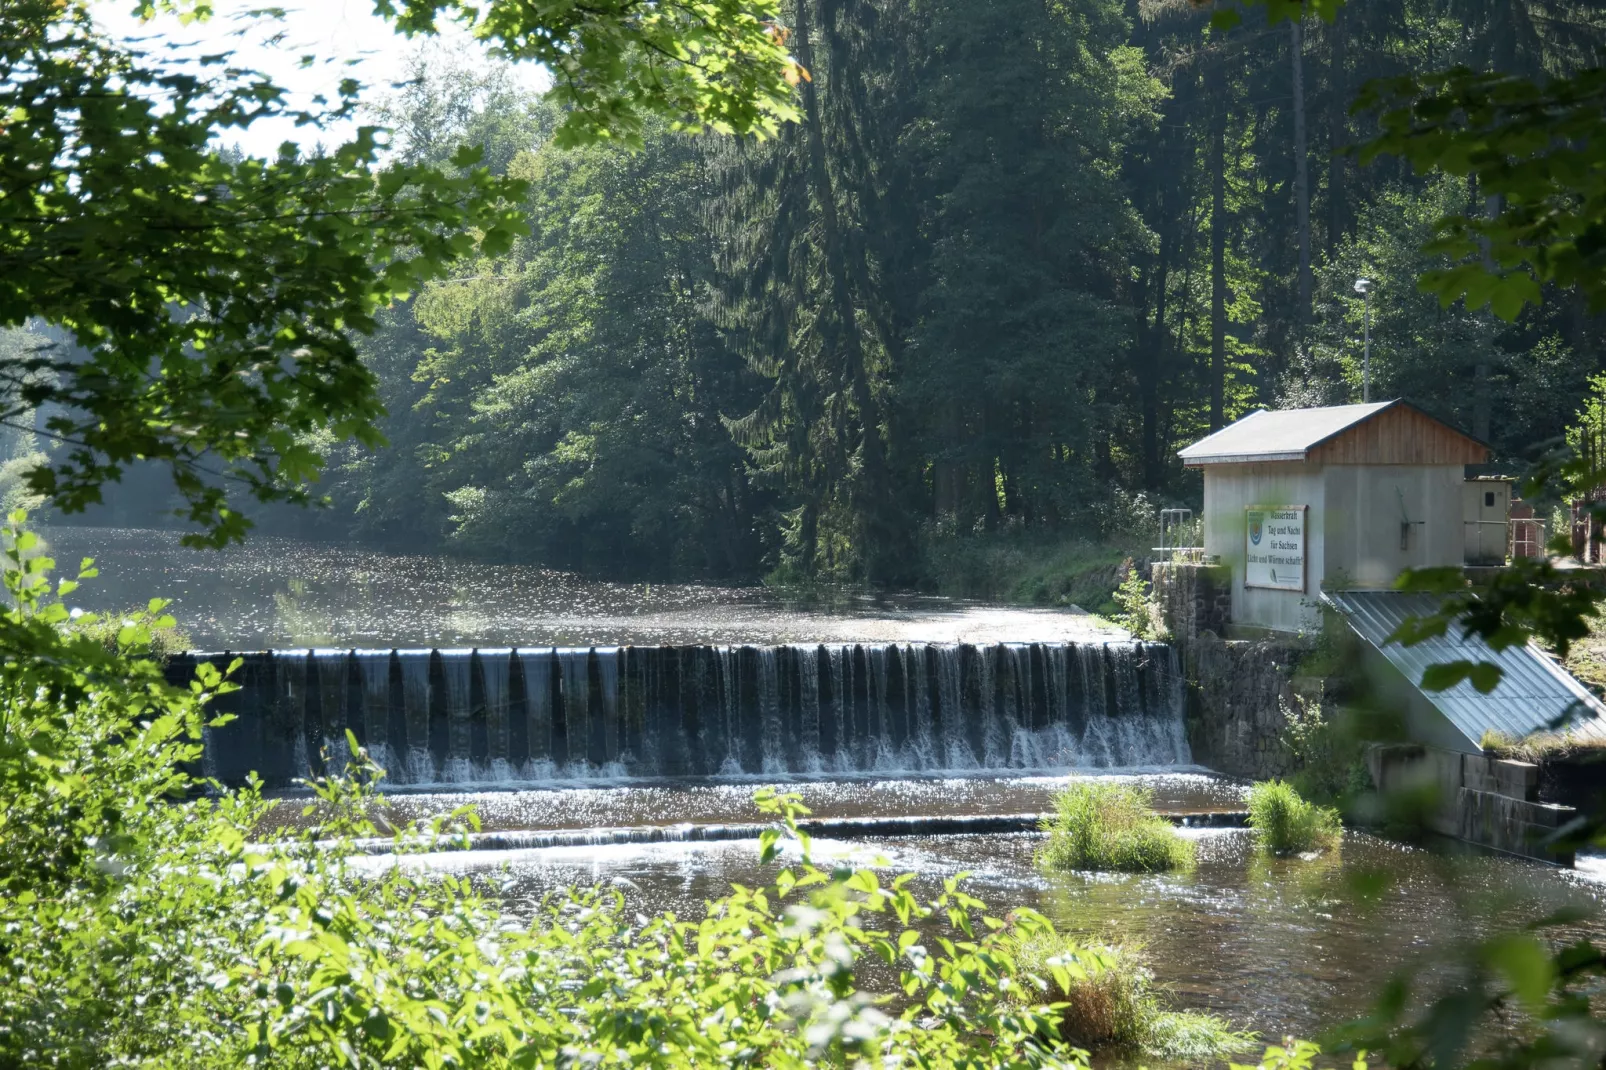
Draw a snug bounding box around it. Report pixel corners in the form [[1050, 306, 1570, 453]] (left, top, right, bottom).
[[1203, 461, 1467, 633], [1202, 462, 1326, 633], [1323, 464, 1465, 587]]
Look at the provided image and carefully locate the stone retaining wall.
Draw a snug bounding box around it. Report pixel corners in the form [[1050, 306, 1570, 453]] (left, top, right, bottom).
[[1366, 743, 1576, 865], [1183, 633, 1305, 779], [1150, 561, 1231, 644], [1152, 560, 1308, 779]]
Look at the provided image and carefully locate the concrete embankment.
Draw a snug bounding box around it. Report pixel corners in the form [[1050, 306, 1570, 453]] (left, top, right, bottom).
[[1367, 744, 1578, 865]]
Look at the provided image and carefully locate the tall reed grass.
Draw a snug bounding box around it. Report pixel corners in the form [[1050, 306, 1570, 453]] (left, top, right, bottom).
[[1007, 932, 1255, 1058], [1038, 782, 1194, 872], [1248, 780, 1342, 854]]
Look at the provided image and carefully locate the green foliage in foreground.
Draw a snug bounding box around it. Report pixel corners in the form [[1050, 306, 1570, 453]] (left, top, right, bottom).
[[1233, 1040, 1368, 1070], [4, 2, 531, 547], [66, 605, 192, 662], [1037, 783, 1194, 873], [1008, 931, 1254, 1060], [1248, 781, 1343, 855]]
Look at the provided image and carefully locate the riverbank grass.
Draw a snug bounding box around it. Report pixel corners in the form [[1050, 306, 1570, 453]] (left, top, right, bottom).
[[1248, 780, 1342, 854], [1038, 782, 1194, 872], [1008, 933, 1254, 1059]]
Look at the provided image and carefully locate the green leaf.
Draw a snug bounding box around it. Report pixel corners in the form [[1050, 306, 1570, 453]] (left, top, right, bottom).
[[1484, 934, 1555, 1012], [758, 828, 781, 865], [1467, 662, 1503, 694], [1419, 661, 1474, 692]]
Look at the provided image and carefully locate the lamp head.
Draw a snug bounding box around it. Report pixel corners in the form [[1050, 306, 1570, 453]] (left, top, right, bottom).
[[1353, 277, 1373, 295]]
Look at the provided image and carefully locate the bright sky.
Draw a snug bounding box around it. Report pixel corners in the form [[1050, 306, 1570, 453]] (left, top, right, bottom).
[[90, 1, 548, 158]]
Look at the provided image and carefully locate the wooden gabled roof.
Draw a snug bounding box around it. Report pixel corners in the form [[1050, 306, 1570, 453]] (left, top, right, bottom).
[[1178, 400, 1489, 467]]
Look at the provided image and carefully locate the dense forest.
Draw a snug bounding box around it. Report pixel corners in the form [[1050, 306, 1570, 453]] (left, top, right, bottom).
[[17, 0, 1606, 588]]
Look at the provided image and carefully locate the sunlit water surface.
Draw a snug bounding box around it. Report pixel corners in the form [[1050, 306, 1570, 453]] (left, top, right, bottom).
[[38, 525, 1123, 648], [386, 825, 1606, 1047], [297, 772, 1243, 832], [290, 772, 1606, 1047]]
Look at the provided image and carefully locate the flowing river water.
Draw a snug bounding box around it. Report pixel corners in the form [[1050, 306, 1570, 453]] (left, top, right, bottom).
[[39, 523, 1606, 1053], [331, 774, 1606, 1046]]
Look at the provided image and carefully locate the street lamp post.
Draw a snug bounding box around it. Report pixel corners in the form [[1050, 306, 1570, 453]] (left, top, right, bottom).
[[1354, 277, 1373, 402]]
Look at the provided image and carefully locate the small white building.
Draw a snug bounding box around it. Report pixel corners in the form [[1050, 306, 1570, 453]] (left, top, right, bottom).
[[1463, 476, 1513, 566], [1178, 400, 1489, 634]]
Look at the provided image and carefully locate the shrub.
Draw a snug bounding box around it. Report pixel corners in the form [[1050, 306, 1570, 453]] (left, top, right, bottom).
[[1112, 558, 1166, 639], [1038, 782, 1195, 872], [913, 527, 1130, 610], [1008, 932, 1253, 1058], [1277, 694, 1379, 813], [1248, 780, 1343, 854]]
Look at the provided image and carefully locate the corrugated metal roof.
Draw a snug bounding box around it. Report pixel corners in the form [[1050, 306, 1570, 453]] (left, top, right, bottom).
[[1178, 401, 1398, 465], [1327, 590, 1606, 747]]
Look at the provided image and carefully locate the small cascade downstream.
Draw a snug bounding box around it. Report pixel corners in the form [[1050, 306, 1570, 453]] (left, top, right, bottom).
[[181, 641, 1189, 787]]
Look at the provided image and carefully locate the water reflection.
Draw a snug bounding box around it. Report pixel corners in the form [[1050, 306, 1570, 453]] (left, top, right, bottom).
[[395, 828, 1606, 1044], [39, 525, 1125, 648]]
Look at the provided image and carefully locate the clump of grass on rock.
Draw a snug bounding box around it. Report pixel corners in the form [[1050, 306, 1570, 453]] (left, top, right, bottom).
[[1007, 931, 1254, 1059], [1038, 781, 1194, 872], [1248, 779, 1343, 855]]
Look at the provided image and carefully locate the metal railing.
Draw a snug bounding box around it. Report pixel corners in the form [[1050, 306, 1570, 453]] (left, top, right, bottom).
[[1463, 518, 1549, 563], [1148, 546, 1217, 565]]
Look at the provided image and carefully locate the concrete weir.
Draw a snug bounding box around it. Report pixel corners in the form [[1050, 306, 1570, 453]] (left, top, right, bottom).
[[177, 640, 1191, 787]]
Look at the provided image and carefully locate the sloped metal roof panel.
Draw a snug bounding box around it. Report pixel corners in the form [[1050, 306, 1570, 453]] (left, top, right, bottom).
[[1327, 590, 1606, 747], [1178, 401, 1397, 465]]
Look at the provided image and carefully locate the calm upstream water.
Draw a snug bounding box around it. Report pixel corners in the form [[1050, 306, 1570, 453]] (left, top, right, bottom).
[[36, 525, 1122, 649]]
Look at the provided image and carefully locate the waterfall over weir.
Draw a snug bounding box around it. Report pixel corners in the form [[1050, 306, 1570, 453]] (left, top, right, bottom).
[[178, 642, 1189, 788]]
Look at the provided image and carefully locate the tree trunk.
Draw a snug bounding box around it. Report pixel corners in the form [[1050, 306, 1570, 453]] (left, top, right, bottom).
[[1143, 226, 1172, 489], [791, 0, 891, 570], [1326, 5, 1347, 256], [1475, 192, 1500, 445], [1292, 17, 1312, 323], [934, 398, 960, 520], [1209, 60, 1227, 431]]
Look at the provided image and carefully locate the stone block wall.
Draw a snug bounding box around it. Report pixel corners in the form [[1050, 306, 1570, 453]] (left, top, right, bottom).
[[1182, 633, 1306, 779], [1537, 754, 1606, 809], [1151, 561, 1232, 643], [1456, 788, 1574, 864], [1151, 559, 1314, 779], [1367, 743, 1576, 865]]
